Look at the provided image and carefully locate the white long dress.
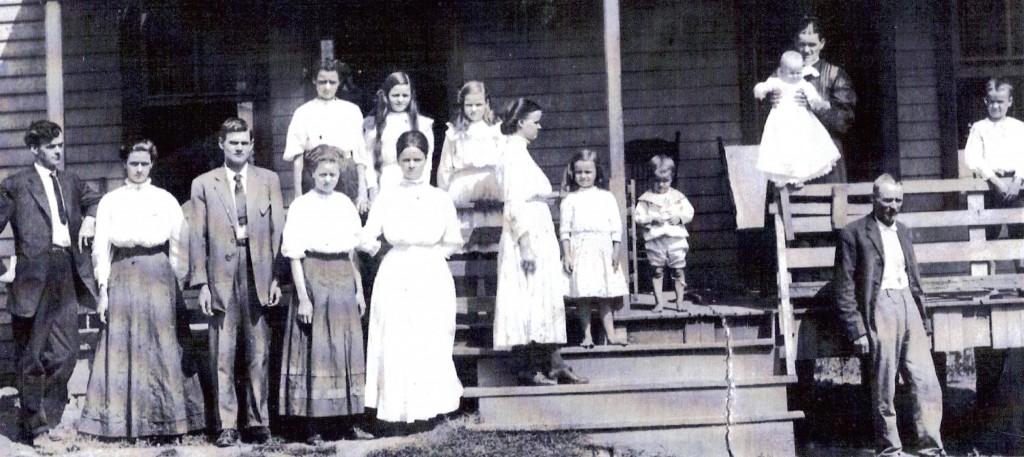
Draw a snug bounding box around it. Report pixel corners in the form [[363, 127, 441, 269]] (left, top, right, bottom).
[[493, 136, 568, 349], [358, 179, 463, 423], [754, 77, 840, 185]]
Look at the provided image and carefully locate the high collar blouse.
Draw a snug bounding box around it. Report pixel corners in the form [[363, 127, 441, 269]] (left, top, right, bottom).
[[357, 179, 462, 257]]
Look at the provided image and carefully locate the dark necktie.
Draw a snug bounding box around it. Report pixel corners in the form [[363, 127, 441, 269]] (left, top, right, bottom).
[[50, 171, 68, 225], [234, 174, 247, 226]]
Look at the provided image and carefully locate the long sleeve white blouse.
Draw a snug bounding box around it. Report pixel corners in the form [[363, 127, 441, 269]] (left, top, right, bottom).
[[357, 180, 463, 257], [497, 136, 552, 242], [92, 179, 187, 288]]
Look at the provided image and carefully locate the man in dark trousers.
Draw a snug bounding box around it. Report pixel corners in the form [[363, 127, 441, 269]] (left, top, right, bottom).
[[0, 120, 101, 446], [835, 174, 945, 457], [190, 117, 284, 447]]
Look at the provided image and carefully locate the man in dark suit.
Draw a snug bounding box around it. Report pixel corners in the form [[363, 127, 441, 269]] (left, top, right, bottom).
[[190, 117, 283, 447], [0, 121, 101, 446], [835, 174, 945, 457]]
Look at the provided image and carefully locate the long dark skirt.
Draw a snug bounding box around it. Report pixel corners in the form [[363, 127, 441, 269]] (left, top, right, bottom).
[[279, 254, 365, 417], [77, 247, 205, 438]]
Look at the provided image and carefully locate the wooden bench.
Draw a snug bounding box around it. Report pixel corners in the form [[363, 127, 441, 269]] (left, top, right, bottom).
[[771, 177, 1024, 377]]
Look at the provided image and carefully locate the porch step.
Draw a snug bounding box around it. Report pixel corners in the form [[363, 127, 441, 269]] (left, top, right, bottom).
[[456, 303, 776, 347], [464, 376, 802, 457], [454, 339, 777, 387]]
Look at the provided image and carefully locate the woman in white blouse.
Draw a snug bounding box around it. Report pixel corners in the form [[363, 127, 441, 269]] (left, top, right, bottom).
[[77, 140, 204, 439], [279, 145, 369, 444], [358, 130, 463, 426]]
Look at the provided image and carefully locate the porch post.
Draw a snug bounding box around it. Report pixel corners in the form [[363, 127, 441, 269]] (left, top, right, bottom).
[[44, 0, 64, 128], [603, 0, 628, 308]]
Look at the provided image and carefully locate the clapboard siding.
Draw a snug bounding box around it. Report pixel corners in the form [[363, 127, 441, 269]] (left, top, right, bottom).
[[621, 1, 742, 288], [890, 1, 945, 180], [63, 2, 122, 170], [459, 0, 606, 200]]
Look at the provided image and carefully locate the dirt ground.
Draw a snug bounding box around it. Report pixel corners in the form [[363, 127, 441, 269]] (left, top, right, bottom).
[[0, 362, 1019, 457]]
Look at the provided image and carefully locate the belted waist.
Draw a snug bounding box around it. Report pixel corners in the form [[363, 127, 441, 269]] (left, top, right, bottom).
[[49, 245, 71, 254], [112, 243, 168, 259], [236, 238, 249, 247], [305, 251, 350, 261]]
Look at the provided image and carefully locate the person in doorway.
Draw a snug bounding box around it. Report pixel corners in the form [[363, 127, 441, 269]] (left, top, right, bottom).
[[772, 17, 856, 183]]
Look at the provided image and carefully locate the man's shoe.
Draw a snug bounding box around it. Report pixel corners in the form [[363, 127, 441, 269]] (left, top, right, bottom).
[[215, 428, 240, 447], [246, 426, 272, 444]]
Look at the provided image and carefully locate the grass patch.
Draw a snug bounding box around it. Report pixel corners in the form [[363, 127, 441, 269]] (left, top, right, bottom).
[[367, 419, 598, 457]]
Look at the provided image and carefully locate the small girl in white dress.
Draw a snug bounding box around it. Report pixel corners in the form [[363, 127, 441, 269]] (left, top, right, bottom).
[[364, 71, 435, 197], [560, 150, 628, 347], [754, 50, 840, 188], [436, 81, 505, 253]]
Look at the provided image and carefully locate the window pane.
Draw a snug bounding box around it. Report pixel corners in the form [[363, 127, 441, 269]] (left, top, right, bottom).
[[959, 0, 1007, 58]]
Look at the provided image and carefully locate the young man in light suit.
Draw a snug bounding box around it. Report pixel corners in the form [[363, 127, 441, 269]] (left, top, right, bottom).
[[190, 117, 284, 447], [0, 121, 102, 446]]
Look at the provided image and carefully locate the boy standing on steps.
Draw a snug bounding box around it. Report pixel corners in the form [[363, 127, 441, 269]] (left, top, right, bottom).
[[634, 154, 694, 313]]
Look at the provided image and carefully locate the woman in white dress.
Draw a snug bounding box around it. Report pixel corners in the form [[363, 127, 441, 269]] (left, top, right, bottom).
[[358, 130, 463, 424], [493, 98, 587, 386]]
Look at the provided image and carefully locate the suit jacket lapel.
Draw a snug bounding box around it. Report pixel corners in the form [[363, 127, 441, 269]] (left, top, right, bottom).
[[245, 169, 258, 228], [27, 172, 53, 222], [212, 172, 237, 225], [865, 217, 884, 260]]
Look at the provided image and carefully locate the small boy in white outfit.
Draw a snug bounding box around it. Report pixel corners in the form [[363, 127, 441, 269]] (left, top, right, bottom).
[[634, 155, 695, 312], [965, 77, 1024, 272]]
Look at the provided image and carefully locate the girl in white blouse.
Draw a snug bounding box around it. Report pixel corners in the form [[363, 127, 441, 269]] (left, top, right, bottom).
[[364, 71, 435, 198], [78, 140, 204, 439], [436, 81, 505, 253], [559, 150, 628, 347], [279, 145, 368, 444]]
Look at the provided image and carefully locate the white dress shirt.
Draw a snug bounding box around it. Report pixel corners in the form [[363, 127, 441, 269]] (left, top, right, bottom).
[[876, 218, 910, 290], [283, 97, 368, 169], [224, 164, 248, 240], [34, 162, 72, 247], [964, 116, 1024, 179]]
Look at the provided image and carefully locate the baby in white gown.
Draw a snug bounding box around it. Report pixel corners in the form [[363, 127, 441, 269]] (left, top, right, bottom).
[[753, 51, 840, 188]]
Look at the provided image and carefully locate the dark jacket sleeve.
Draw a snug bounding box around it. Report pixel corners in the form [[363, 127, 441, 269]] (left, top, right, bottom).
[[819, 65, 856, 136], [75, 176, 102, 217], [834, 225, 867, 341]]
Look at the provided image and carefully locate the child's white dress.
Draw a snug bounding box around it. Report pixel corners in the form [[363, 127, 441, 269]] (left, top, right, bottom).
[[754, 77, 840, 185], [559, 187, 628, 299], [436, 120, 505, 253]]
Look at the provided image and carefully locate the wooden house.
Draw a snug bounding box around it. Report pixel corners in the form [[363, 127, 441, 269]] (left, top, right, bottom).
[[0, 0, 1001, 453]]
